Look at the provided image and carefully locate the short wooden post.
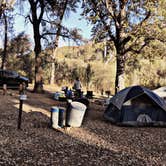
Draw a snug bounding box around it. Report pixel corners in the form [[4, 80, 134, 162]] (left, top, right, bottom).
[[17, 94, 27, 129], [3, 84, 7, 95], [19, 82, 26, 95], [18, 99, 23, 129]]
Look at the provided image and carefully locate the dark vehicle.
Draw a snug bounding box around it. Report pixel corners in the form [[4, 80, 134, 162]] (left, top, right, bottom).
[[0, 69, 29, 89]]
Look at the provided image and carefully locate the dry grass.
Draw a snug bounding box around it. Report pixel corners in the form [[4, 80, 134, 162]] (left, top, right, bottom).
[[0, 87, 166, 165]]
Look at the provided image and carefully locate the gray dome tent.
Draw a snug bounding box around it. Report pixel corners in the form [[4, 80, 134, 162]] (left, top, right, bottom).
[[103, 86, 166, 126]]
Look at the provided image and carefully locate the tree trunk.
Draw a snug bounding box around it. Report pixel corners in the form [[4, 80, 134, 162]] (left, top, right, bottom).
[[115, 54, 125, 93], [1, 13, 7, 70], [33, 56, 43, 93], [50, 38, 59, 85], [33, 28, 43, 93], [50, 45, 56, 85], [50, 61, 55, 85], [86, 82, 89, 91], [50, 0, 68, 85], [29, 0, 44, 93], [114, 1, 127, 94]]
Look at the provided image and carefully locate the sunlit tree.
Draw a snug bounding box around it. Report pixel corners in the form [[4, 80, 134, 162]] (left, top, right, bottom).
[[0, 1, 14, 69], [17, 0, 82, 92], [82, 0, 165, 93]]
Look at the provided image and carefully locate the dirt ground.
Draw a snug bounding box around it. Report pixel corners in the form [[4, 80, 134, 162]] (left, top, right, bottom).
[[0, 86, 166, 166]]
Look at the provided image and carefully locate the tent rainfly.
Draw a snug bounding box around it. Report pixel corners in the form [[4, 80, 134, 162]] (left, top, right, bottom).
[[103, 86, 166, 126]]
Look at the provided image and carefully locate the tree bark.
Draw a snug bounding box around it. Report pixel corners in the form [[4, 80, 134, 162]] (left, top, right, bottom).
[[1, 13, 7, 70], [50, 61, 55, 85], [33, 24, 43, 93], [29, 0, 44, 93], [115, 53, 125, 93], [50, 42, 58, 85], [114, 0, 127, 93], [50, 0, 68, 85]]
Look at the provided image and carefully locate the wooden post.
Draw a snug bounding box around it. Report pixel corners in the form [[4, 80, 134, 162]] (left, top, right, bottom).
[[3, 83, 7, 95], [18, 99, 23, 129], [19, 82, 26, 95], [19, 83, 23, 94], [17, 94, 27, 130]]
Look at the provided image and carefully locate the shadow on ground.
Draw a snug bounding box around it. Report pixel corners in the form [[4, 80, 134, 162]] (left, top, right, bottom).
[[0, 89, 166, 165]]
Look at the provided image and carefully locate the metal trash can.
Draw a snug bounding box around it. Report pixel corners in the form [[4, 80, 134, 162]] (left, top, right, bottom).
[[50, 106, 59, 129], [58, 107, 65, 127], [67, 102, 87, 127]]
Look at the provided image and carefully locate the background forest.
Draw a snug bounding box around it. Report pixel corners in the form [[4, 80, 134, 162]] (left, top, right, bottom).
[[0, 0, 166, 94]]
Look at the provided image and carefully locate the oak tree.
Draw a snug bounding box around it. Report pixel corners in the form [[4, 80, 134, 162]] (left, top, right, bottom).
[[82, 0, 162, 93]]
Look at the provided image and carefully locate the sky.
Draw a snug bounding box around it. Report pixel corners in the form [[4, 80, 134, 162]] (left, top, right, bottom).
[[0, 4, 92, 48], [11, 5, 92, 48], [60, 7, 92, 47]]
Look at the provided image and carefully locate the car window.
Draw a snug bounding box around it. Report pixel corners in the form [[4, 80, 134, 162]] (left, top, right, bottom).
[[2, 71, 18, 77], [4, 71, 11, 77], [10, 71, 19, 77]]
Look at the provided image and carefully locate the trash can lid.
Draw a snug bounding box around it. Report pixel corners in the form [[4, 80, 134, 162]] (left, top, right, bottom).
[[71, 101, 87, 111], [59, 107, 66, 112], [51, 106, 59, 112]]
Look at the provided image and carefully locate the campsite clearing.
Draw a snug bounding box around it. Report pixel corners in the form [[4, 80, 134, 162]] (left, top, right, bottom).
[[0, 87, 166, 165]]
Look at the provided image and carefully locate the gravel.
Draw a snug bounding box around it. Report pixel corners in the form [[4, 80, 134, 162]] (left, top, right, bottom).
[[0, 90, 166, 165]]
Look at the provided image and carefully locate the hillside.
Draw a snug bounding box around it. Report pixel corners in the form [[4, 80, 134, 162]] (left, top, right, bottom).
[[43, 43, 166, 93]]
